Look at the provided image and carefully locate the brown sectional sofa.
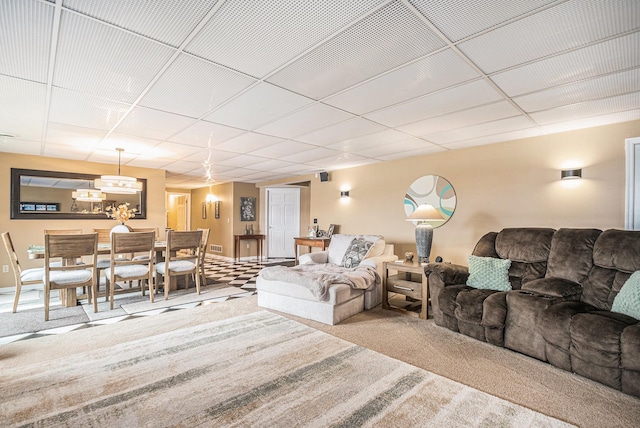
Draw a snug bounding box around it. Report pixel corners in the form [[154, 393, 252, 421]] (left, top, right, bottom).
[[425, 228, 640, 397]]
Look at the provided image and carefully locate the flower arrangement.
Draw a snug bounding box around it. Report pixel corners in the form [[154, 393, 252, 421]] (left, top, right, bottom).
[[106, 203, 137, 224]]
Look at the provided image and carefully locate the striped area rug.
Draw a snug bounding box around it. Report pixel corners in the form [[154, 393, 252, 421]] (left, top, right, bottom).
[[0, 311, 573, 427]]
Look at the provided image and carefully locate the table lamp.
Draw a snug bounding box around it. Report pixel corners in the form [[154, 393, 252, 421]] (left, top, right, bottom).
[[406, 204, 444, 263]]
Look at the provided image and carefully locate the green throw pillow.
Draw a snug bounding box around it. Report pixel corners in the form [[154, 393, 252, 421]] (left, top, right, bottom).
[[611, 271, 640, 320], [341, 238, 374, 268], [466, 255, 512, 291]]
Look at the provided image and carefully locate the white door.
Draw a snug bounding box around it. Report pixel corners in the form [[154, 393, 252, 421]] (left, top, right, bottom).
[[267, 187, 300, 258]]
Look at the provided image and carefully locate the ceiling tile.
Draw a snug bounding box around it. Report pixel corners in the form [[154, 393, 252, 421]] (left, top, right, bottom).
[[307, 153, 376, 170], [62, 0, 218, 47], [44, 123, 104, 149], [367, 79, 503, 128], [0, 138, 42, 155], [458, 0, 640, 73], [325, 129, 410, 152], [0, 0, 52, 83], [54, 10, 175, 103], [281, 147, 341, 163], [250, 141, 319, 159], [214, 132, 285, 154], [325, 49, 480, 114], [530, 92, 640, 125], [185, 0, 387, 78], [441, 128, 545, 150], [254, 103, 353, 139], [139, 54, 257, 118], [181, 149, 239, 164], [205, 83, 314, 130], [409, 0, 557, 42], [113, 106, 195, 141], [398, 100, 522, 137], [541, 109, 640, 134], [48, 88, 131, 131], [168, 120, 245, 147], [513, 68, 640, 112], [426, 115, 536, 145], [267, 0, 446, 99], [374, 144, 446, 161], [491, 32, 640, 96], [94, 134, 161, 161], [0, 75, 46, 141], [365, 137, 441, 158], [216, 154, 266, 168], [296, 118, 387, 146]]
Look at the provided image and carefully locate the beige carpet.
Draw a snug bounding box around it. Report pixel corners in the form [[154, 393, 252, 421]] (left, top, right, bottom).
[[1, 296, 638, 427], [1, 310, 574, 427]]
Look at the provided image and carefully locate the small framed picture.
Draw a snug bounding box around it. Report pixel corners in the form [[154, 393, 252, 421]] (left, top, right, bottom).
[[202, 202, 207, 219], [327, 224, 336, 238], [240, 197, 256, 221]]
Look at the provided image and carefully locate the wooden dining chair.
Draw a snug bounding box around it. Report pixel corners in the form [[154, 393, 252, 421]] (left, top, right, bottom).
[[43, 233, 98, 321], [155, 230, 202, 300], [44, 229, 83, 235], [197, 228, 210, 285], [104, 231, 155, 310], [1, 231, 45, 313]]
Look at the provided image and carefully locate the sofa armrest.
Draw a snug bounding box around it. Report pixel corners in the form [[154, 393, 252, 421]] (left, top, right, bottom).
[[299, 251, 328, 265], [424, 263, 470, 286], [361, 254, 398, 278], [522, 277, 582, 299]]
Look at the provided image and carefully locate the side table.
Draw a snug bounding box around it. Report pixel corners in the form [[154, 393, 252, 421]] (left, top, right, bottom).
[[382, 260, 428, 319]]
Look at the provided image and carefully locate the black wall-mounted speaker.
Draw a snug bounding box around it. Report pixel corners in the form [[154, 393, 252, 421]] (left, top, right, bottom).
[[319, 171, 329, 182]]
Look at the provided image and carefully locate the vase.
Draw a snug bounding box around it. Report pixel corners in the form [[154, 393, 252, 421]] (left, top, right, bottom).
[[110, 223, 132, 236]]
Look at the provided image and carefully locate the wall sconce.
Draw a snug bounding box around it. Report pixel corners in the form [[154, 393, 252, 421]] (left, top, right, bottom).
[[561, 168, 582, 180], [206, 194, 220, 219], [340, 190, 350, 198]]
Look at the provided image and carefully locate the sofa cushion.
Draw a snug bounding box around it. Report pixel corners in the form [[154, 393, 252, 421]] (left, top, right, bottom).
[[546, 228, 601, 284], [327, 234, 383, 265], [612, 271, 640, 320], [495, 228, 555, 263], [341, 238, 374, 268], [454, 288, 499, 324], [466, 255, 512, 291]]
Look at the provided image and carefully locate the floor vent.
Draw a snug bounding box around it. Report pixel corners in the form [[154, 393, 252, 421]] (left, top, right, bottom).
[[210, 244, 223, 253]]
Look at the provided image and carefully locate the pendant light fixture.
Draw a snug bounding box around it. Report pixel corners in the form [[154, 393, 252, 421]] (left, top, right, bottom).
[[95, 148, 143, 194], [71, 188, 106, 202]]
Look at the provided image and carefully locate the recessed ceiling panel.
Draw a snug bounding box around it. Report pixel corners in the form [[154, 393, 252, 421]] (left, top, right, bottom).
[[491, 32, 640, 97], [114, 106, 195, 141], [205, 83, 314, 130], [254, 103, 353, 139], [398, 101, 522, 137], [296, 118, 387, 146], [0, 0, 52, 83], [139, 54, 257, 118], [267, 0, 446, 99], [214, 132, 285, 154], [0, 75, 46, 141], [426, 116, 536, 145], [530, 92, 640, 125], [458, 0, 640, 73], [185, 0, 386, 78], [513, 68, 640, 113], [62, 0, 218, 47], [49, 88, 131, 131], [371, 79, 503, 128], [168, 120, 245, 147], [54, 11, 175, 103], [325, 49, 480, 114]]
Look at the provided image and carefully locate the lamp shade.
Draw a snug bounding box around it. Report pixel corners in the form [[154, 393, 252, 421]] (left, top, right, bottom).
[[406, 204, 444, 221], [71, 188, 106, 202], [96, 148, 142, 194]]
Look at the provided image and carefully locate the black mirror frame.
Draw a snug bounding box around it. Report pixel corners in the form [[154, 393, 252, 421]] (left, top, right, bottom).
[[10, 168, 147, 220]]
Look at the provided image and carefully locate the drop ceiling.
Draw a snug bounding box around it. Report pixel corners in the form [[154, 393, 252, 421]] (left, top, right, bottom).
[[0, 0, 638, 189]]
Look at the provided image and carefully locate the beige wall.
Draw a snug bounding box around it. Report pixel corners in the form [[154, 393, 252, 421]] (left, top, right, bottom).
[[260, 120, 640, 265], [0, 152, 166, 287]]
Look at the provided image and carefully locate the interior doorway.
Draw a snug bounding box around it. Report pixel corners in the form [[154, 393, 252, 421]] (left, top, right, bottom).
[[626, 137, 640, 230], [266, 187, 300, 258], [166, 192, 190, 232]]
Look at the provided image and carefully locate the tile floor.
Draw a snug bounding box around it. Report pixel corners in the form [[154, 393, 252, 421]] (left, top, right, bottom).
[[0, 255, 293, 344]]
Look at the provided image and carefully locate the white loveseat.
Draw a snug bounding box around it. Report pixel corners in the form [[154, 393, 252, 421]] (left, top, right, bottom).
[[256, 234, 397, 325]]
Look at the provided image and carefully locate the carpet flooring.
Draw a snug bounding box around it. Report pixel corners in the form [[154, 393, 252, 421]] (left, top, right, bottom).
[[0, 310, 574, 427]]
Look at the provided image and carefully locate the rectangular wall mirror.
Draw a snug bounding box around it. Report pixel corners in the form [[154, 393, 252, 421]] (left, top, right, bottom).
[[11, 168, 147, 220]]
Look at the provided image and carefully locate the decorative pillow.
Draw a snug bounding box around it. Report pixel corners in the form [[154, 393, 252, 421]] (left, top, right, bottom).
[[612, 271, 640, 320], [341, 238, 374, 268], [466, 255, 512, 291]]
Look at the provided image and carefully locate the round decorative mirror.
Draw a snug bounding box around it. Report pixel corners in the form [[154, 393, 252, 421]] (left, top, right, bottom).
[[404, 175, 456, 228]]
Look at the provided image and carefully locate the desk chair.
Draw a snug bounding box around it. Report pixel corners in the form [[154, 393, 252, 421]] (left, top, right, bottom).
[[1, 232, 45, 313], [104, 232, 155, 310], [43, 233, 98, 321], [155, 230, 202, 300]]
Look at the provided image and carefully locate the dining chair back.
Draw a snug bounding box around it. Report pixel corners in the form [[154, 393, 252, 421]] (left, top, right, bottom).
[[197, 228, 210, 285], [1, 231, 45, 313], [92, 228, 112, 243], [43, 233, 98, 321], [104, 231, 155, 310], [155, 230, 202, 300], [44, 229, 83, 235]]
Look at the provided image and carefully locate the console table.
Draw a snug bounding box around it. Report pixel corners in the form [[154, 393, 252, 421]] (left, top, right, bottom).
[[234, 234, 265, 262], [293, 237, 331, 265]]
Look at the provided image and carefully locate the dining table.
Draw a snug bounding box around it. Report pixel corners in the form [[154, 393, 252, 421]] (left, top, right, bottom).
[[28, 241, 167, 307]]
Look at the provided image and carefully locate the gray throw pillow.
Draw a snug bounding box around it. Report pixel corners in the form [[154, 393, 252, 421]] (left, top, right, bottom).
[[341, 238, 374, 268]]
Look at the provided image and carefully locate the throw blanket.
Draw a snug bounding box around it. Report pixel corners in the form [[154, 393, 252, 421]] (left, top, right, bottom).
[[260, 263, 380, 301]]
